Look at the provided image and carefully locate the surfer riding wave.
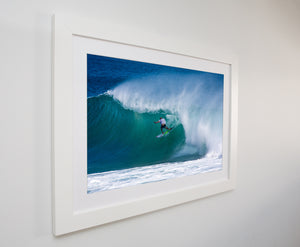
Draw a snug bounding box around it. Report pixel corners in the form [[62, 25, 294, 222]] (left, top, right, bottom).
[[154, 117, 172, 134]]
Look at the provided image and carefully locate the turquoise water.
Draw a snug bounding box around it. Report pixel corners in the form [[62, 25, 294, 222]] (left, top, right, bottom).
[[88, 94, 203, 174]]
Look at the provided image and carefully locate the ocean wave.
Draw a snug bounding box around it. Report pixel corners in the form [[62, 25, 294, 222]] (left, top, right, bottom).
[[88, 94, 199, 174], [88, 72, 223, 174], [108, 73, 223, 157]]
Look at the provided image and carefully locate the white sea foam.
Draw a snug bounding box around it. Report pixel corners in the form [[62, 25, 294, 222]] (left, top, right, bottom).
[[87, 156, 222, 193]]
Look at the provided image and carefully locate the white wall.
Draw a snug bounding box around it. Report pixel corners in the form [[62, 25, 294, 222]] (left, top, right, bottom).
[[1, 0, 300, 246]]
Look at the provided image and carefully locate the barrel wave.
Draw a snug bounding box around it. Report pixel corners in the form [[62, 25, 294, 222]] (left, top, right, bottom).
[[87, 72, 223, 175], [88, 94, 190, 174]]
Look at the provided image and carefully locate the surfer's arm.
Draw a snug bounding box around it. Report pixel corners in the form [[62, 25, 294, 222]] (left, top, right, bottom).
[[154, 121, 160, 124]]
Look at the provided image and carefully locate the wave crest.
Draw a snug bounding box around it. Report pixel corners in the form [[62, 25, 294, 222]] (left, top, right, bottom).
[[109, 72, 223, 157]]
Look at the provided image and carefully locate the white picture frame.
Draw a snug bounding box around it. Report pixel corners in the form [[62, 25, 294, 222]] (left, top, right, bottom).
[[52, 14, 238, 236]]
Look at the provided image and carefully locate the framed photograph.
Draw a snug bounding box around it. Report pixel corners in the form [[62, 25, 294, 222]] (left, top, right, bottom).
[[52, 14, 238, 236]]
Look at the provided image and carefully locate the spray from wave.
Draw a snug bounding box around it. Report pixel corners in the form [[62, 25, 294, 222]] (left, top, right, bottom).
[[109, 72, 223, 158]]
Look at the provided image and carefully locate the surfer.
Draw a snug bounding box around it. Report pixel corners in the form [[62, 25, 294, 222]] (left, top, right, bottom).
[[154, 117, 172, 134]]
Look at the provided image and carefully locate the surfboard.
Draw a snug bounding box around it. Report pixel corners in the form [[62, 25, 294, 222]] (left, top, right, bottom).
[[156, 129, 172, 138]]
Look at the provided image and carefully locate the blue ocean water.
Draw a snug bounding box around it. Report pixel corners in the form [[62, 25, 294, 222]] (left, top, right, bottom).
[[87, 54, 224, 191], [87, 54, 215, 97]]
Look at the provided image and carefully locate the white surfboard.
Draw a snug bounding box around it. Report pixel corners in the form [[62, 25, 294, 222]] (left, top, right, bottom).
[[156, 129, 171, 138]]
